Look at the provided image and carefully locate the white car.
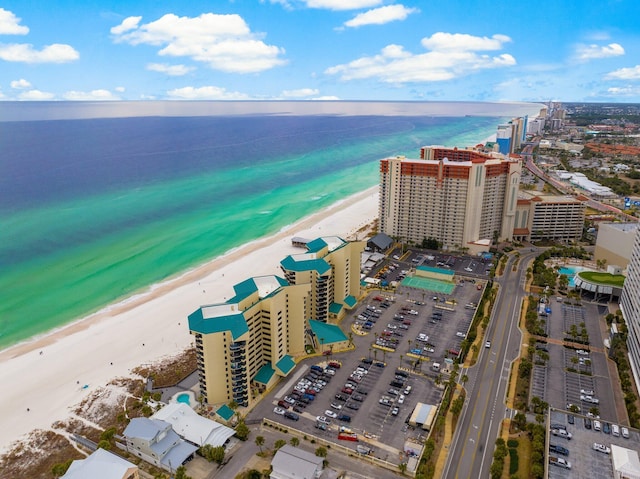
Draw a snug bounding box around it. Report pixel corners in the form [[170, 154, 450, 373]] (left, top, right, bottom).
[[274, 407, 286, 415], [551, 429, 572, 440], [580, 389, 594, 395], [593, 443, 611, 454], [391, 406, 399, 416], [398, 394, 405, 404], [316, 415, 330, 424], [581, 394, 599, 404], [325, 409, 338, 419], [330, 402, 342, 410], [456, 332, 466, 338], [485, 341, 491, 348]]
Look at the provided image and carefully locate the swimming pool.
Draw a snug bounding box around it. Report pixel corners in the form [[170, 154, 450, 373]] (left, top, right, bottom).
[[176, 393, 191, 405], [558, 266, 588, 288]]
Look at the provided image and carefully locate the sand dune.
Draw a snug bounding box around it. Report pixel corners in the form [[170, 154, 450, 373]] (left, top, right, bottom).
[[0, 187, 379, 453]]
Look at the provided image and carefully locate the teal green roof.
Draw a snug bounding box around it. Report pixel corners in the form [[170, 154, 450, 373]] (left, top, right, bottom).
[[253, 364, 276, 384], [344, 295, 357, 308], [309, 319, 348, 344], [305, 238, 329, 253], [275, 355, 296, 376], [280, 255, 331, 275], [216, 404, 235, 421], [188, 308, 249, 341], [329, 302, 343, 314], [229, 276, 288, 303], [417, 265, 455, 277]]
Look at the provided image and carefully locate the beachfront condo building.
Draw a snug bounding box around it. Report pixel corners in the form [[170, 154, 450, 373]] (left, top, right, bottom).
[[513, 192, 586, 243], [379, 146, 521, 253], [621, 227, 640, 389], [188, 275, 310, 407], [280, 236, 365, 323]]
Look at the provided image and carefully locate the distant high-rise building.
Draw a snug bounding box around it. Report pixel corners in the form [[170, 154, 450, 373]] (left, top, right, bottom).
[[513, 192, 586, 242], [280, 236, 364, 323], [621, 227, 640, 388], [379, 146, 521, 253], [496, 124, 513, 155]]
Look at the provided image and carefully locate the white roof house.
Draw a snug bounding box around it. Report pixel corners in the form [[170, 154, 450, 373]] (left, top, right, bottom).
[[271, 445, 323, 479], [612, 444, 640, 479], [62, 448, 139, 479], [152, 402, 236, 448]]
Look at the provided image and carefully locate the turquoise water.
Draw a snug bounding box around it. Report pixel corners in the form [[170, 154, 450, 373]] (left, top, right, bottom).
[[176, 393, 191, 405], [558, 266, 587, 288], [0, 114, 510, 350]]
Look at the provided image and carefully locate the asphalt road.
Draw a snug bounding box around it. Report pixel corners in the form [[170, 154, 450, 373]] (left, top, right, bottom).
[[443, 250, 536, 478]]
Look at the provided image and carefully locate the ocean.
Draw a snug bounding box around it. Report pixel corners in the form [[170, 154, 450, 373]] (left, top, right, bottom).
[[0, 101, 540, 350]]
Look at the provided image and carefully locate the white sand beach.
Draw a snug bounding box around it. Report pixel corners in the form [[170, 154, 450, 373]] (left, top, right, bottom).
[[0, 186, 379, 454]]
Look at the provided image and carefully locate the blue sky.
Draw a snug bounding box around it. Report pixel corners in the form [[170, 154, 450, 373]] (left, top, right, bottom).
[[1, 0, 639, 102]]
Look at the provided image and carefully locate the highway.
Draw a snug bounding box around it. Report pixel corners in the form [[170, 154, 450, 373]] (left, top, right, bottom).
[[443, 251, 537, 478]]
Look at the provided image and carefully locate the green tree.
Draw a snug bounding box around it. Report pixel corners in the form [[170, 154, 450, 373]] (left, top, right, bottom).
[[315, 446, 328, 458], [255, 435, 265, 454], [290, 437, 300, 447], [399, 462, 407, 475], [235, 420, 250, 441], [174, 466, 192, 479], [51, 459, 73, 478], [274, 439, 287, 450]]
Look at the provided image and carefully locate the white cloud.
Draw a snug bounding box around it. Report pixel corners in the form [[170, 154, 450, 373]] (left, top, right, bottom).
[[10, 78, 31, 89], [344, 5, 419, 28], [111, 13, 286, 73], [166, 86, 250, 100], [575, 43, 624, 62], [312, 95, 340, 100], [147, 62, 194, 76], [19, 89, 55, 100], [115, 86, 125, 92], [0, 8, 29, 35], [421, 32, 511, 52], [605, 65, 640, 80], [110, 16, 141, 35], [606, 85, 640, 96], [325, 32, 515, 84], [0, 43, 79, 63], [63, 89, 121, 100], [281, 88, 320, 98]]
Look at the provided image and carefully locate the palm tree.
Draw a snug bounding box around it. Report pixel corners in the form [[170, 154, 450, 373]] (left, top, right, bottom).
[[255, 435, 265, 454]]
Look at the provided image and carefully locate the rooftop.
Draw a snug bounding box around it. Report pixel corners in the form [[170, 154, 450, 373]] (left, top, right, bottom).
[[309, 320, 348, 344]]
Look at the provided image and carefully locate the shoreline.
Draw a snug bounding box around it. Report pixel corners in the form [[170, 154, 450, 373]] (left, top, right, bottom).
[[0, 186, 377, 362], [0, 185, 379, 453]]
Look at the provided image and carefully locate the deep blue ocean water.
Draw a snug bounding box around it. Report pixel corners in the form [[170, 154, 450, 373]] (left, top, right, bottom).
[[0, 108, 528, 350]]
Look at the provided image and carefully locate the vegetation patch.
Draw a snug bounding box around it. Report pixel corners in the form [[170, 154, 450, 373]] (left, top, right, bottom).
[[577, 271, 625, 287]]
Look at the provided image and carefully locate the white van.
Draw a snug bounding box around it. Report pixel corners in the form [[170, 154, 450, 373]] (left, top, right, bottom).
[[612, 424, 620, 437], [593, 420, 602, 431], [622, 426, 630, 439]]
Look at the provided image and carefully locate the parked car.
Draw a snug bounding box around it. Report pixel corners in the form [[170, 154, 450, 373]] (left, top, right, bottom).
[[325, 410, 338, 419], [273, 407, 286, 415], [593, 443, 611, 454], [284, 411, 299, 421], [549, 444, 569, 456], [338, 414, 351, 422]]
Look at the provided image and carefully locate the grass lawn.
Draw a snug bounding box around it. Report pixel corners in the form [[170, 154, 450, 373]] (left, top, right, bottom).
[[577, 271, 625, 287]]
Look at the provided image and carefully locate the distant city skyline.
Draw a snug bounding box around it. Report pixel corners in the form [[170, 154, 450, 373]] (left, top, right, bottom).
[[1, 1, 639, 102]]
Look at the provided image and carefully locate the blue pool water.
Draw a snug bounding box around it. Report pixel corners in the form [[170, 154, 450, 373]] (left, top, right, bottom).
[[558, 266, 587, 288], [176, 393, 191, 405]]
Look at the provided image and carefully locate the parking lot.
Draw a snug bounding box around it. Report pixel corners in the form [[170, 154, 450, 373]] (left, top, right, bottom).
[[548, 409, 638, 478], [261, 249, 490, 462], [529, 298, 620, 424]]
